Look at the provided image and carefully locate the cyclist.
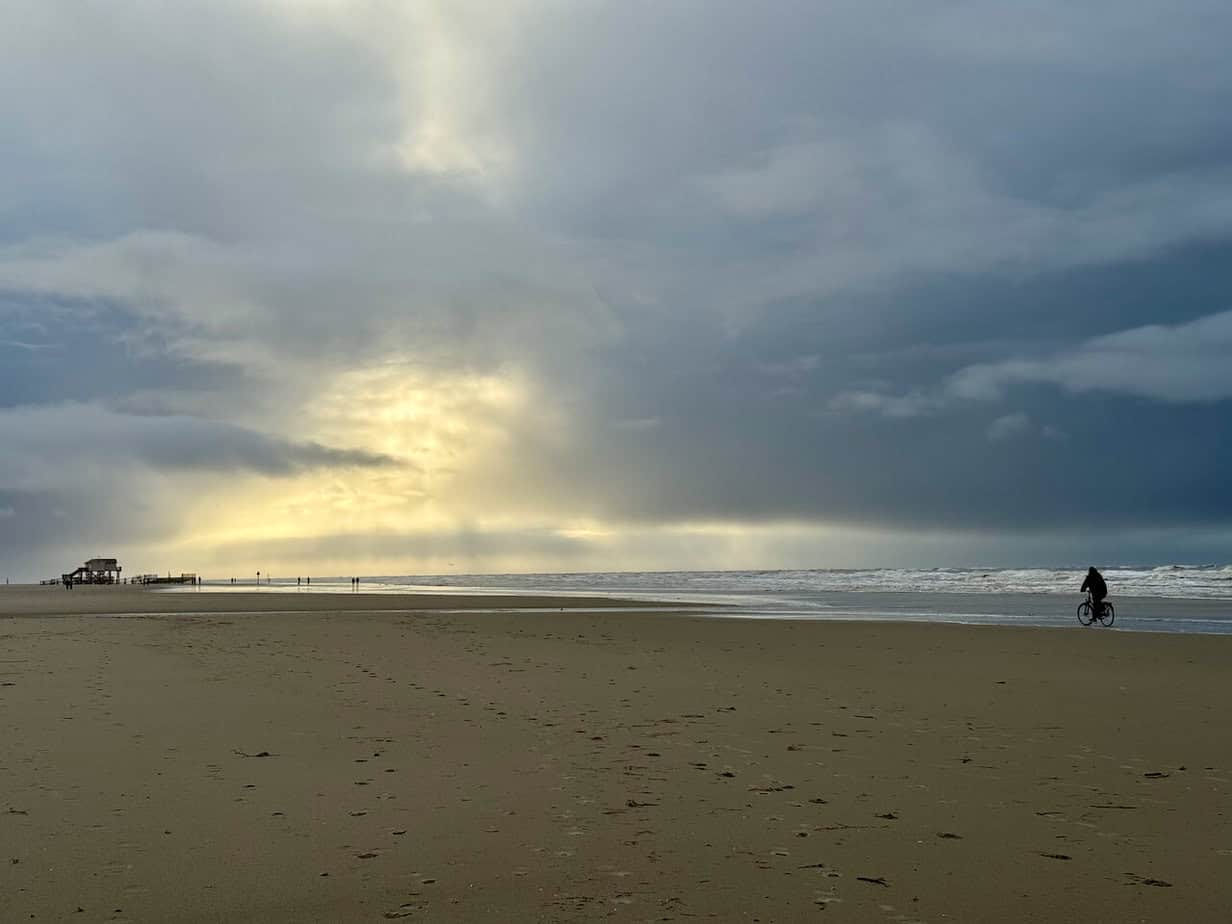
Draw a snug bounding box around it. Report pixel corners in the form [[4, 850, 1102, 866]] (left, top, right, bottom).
[[1080, 566, 1108, 616]]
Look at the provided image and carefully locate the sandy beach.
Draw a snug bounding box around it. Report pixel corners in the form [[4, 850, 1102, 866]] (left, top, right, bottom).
[[2, 585, 1230, 922]]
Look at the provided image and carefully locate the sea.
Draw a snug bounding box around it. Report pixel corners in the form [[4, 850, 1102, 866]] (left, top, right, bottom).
[[190, 565, 1232, 636]]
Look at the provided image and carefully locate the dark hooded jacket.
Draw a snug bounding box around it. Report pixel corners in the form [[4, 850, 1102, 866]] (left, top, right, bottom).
[[1080, 568, 1107, 600]]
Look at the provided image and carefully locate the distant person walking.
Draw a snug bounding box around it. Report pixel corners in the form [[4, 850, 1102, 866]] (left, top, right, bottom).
[[1081, 566, 1108, 616]]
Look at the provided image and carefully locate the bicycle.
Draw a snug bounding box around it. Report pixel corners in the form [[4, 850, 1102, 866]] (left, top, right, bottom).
[[1077, 592, 1115, 627]]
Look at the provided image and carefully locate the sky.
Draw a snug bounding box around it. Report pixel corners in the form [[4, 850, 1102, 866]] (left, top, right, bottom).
[[3, 1, 1232, 580]]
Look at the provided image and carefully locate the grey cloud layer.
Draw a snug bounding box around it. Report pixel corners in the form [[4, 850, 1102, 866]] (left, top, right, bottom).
[[950, 311, 1232, 403], [0, 405, 391, 480], [3, 0, 1232, 572], [0, 404, 393, 576], [832, 310, 1232, 414]]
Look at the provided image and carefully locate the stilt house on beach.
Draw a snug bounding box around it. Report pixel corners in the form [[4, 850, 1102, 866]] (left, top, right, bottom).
[[62, 557, 123, 585]]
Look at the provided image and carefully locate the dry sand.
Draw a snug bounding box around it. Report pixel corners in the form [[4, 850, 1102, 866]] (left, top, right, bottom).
[[2, 584, 1230, 922]]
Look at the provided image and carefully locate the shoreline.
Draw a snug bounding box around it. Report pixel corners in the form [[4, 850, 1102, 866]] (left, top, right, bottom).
[[5, 583, 1231, 636], [0, 585, 697, 619]]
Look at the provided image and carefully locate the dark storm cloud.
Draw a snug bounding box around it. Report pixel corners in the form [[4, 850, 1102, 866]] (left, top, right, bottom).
[[455, 243, 1232, 533], [3, 0, 1232, 573], [433, 1, 1232, 537], [0, 294, 248, 410]]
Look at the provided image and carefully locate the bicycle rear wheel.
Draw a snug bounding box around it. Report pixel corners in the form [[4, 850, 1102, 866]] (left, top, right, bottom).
[[1077, 601, 1094, 626], [1097, 602, 1115, 627]]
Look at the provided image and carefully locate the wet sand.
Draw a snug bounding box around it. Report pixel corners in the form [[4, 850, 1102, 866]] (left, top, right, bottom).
[[2, 584, 1230, 921]]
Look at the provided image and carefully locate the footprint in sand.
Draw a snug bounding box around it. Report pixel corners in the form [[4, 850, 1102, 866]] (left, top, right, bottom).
[[1125, 872, 1173, 887], [382, 904, 423, 919]]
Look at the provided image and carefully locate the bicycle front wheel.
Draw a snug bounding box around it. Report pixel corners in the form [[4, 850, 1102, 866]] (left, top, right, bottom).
[[1097, 602, 1115, 627], [1077, 601, 1094, 626]]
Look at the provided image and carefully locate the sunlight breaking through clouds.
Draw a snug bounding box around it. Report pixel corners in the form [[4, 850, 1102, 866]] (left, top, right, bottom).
[[3, 0, 1232, 577]]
